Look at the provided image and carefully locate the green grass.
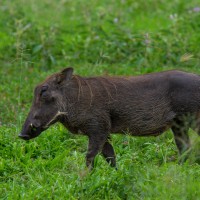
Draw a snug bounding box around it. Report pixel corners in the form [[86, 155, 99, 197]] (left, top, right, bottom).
[[1, 0, 200, 199]]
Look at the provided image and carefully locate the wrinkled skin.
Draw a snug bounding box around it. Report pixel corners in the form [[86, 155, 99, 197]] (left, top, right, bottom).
[[19, 68, 200, 168]]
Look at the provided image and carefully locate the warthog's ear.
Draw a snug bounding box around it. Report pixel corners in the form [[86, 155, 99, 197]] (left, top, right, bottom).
[[57, 67, 74, 84]]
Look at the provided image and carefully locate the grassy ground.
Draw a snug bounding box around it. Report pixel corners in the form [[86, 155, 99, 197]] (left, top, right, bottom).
[[1, 0, 200, 199]]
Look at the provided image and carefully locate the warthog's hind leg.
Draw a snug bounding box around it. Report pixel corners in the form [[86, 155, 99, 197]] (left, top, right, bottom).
[[171, 117, 191, 162], [193, 112, 200, 136]]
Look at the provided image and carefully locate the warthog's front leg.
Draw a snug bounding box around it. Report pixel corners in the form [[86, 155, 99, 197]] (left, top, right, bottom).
[[86, 133, 108, 169], [101, 137, 116, 167]]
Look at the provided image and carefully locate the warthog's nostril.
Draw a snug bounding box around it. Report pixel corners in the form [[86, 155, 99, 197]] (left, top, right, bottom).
[[18, 134, 30, 140]]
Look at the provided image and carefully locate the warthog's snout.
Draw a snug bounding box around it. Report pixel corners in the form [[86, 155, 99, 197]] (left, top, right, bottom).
[[19, 122, 44, 140], [18, 134, 30, 140]]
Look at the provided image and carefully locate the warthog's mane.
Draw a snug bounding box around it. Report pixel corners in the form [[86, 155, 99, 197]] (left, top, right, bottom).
[[72, 74, 119, 104]]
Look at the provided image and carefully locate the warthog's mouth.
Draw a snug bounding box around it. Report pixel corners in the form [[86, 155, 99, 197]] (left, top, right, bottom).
[[18, 126, 45, 140], [19, 111, 68, 141], [18, 134, 31, 140]]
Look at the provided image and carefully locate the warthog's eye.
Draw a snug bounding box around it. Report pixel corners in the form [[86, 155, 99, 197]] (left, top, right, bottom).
[[40, 85, 48, 97]]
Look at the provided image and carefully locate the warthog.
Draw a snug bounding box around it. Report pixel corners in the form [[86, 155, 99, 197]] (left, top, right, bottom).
[[19, 68, 200, 168]]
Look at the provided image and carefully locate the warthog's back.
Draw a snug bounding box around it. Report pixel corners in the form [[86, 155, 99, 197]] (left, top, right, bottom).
[[77, 70, 200, 136]]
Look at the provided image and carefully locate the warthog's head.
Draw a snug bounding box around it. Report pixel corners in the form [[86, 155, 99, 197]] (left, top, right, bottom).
[[19, 67, 73, 140]]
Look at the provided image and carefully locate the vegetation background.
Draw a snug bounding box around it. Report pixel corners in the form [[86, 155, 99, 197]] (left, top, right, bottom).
[[1, 0, 200, 199]]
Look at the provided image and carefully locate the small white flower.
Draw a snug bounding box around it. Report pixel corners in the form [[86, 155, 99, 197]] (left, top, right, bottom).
[[113, 18, 119, 23]]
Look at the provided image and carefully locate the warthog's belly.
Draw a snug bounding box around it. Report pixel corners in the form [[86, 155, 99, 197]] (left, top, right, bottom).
[[128, 124, 172, 136]]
